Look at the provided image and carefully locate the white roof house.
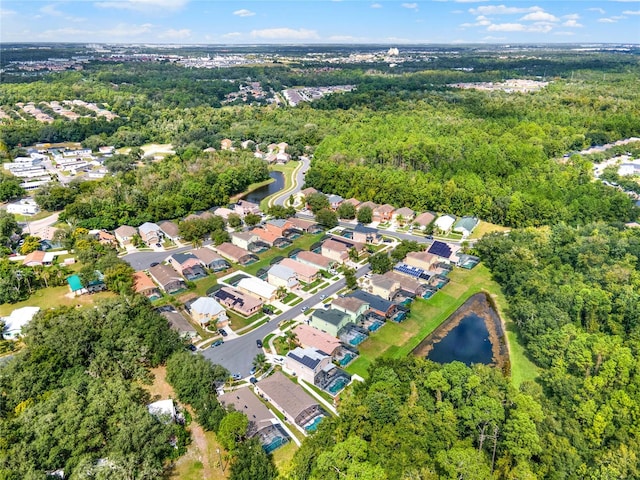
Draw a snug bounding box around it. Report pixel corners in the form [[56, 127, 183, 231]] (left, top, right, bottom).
[[434, 214, 456, 233], [147, 399, 176, 421], [237, 277, 278, 302], [191, 296, 225, 316], [267, 264, 298, 289], [2, 306, 40, 340]]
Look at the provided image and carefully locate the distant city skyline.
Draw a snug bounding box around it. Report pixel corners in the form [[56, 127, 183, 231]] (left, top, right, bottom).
[[1, 1, 639, 45]]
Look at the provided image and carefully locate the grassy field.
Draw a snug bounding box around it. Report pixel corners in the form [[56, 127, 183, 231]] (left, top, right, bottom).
[[243, 233, 325, 277], [0, 286, 116, 316], [469, 221, 510, 240], [346, 264, 539, 385], [272, 441, 298, 476]]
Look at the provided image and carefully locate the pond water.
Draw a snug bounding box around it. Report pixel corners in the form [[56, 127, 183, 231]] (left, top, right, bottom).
[[243, 171, 285, 203], [426, 313, 493, 366]]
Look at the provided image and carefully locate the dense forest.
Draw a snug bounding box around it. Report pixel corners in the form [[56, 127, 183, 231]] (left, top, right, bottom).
[[57, 151, 269, 229], [289, 224, 640, 479]]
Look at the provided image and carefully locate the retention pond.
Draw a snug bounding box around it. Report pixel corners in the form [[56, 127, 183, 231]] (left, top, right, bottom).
[[412, 293, 509, 371], [242, 171, 284, 204]]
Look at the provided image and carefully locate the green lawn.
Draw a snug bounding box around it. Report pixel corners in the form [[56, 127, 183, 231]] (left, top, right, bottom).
[[0, 285, 116, 316], [346, 264, 539, 385], [282, 292, 299, 304], [290, 297, 304, 307], [260, 162, 298, 211], [243, 233, 325, 277], [302, 278, 323, 292], [227, 310, 265, 331]]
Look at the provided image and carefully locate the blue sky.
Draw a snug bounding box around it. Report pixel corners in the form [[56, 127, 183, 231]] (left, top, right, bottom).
[[1, 1, 639, 44]]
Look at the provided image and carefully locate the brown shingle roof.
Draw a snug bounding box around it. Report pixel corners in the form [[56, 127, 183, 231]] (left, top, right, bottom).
[[332, 296, 368, 313], [413, 212, 436, 226]]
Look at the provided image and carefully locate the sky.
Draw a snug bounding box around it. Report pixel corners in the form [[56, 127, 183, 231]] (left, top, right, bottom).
[[1, 1, 639, 45]]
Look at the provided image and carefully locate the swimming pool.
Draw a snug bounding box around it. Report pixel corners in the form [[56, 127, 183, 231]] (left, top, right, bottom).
[[339, 353, 355, 366], [305, 416, 323, 432], [422, 291, 434, 299], [368, 321, 384, 332], [263, 436, 287, 454], [327, 377, 349, 394], [349, 333, 367, 346]]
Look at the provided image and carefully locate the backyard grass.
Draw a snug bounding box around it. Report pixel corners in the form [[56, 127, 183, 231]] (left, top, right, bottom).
[[243, 233, 325, 277], [469, 221, 510, 240], [272, 441, 298, 475], [345, 264, 539, 385], [0, 286, 116, 316]]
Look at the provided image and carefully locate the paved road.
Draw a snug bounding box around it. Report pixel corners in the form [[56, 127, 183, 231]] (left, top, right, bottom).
[[273, 156, 310, 207], [201, 263, 371, 377], [21, 212, 60, 237]]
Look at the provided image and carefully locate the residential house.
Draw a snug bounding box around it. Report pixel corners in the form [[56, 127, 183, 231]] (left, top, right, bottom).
[[86, 271, 106, 293], [279, 258, 319, 284], [352, 223, 381, 244], [413, 211, 436, 228], [191, 248, 229, 271], [231, 231, 260, 251], [427, 240, 454, 261], [285, 347, 332, 384], [159, 308, 197, 338], [254, 371, 324, 432], [158, 221, 181, 242], [114, 225, 137, 247], [234, 200, 261, 216], [213, 207, 234, 220], [434, 214, 456, 233], [147, 399, 176, 422], [453, 216, 479, 237], [213, 286, 263, 317], [133, 271, 161, 300], [373, 204, 395, 223], [189, 297, 228, 327], [393, 263, 431, 281], [331, 296, 369, 323], [310, 309, 352, 337], [393, 207, 415, 223], [321, 238, 364, 263], [370, 274, 401, 301], [292, 324, 342, 357], [267, 264, 299, 289], [301, 187, 318, 197], [344, 198, 361, 209], [2, 306, 40, 340], [237, 277, 278, 302], [149, 264, 186, 294], [22, 250, 53, 267], [220, 138, 233, 150], [168, 252, 207, 280], [252, 227, 282, 247], [265, 219, 294, 237], [287, 217, 321, 233], [219, 387, 287, 445], [327, 194, 344, 211], [382, 271, 423, 296], [215, 243, 256, 265], [404, 251, 437, 271], [138, 222, 162, 246], [6, 199, 40, 216], [296, 251, 335, 271], [347, 290, 397, 318], [94, 230, 116, 246]]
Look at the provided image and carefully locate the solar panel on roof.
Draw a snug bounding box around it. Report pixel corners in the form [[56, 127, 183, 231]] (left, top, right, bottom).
[[289, 352, 321, 370], [428, 241, 452, 259]]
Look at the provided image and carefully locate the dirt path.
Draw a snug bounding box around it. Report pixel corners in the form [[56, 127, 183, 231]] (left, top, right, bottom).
[[144, 366, 220, 480]]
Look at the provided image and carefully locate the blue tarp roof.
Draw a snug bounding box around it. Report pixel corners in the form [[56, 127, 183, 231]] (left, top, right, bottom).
[[67, 274, 84, 292]]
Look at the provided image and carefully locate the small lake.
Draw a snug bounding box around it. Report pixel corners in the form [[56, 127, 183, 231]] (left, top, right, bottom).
[[426, 313, 493, 366], [412, 293, 508, 370], [243, 171, 284, 204]]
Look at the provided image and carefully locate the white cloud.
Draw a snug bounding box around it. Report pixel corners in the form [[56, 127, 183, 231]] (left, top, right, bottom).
[[158, 28, 191, 39], [95, 0, 189, 11], [563, 13, 580, 20], [588, 7, 606, 14], [562, 19, 583, 27], [460, 14, 491, 27], [39, 4, 85, 23], [623, 9, 640, 14], [0, 8, 16, 17], [222, 32, 242, 38], [487, 23, 526, 32], [328, 35, 356, 41], [104, 23, 153, 36], [233, 9, 255, 17], [250, 28, 319, 40], [598, 17, 617, 23], [402, 3, 418, 10], [483, 35, 507, 40], [371, 3, 382, 8], [470, 5, 542, 16], [520, 11, 559, 22]]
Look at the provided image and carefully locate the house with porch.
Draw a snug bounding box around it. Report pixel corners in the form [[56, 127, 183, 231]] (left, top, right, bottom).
[[310, 309, 352, 337], [393, 207, 415, 224], [347, 290, 397, 318], [237, 277, 278, 302], [267, 264, 299, 289], [191, 248, 229, 271], [285, 348, 332, 384], [292, 324, 343, 357], [138, 222, 162, 246], [114, 225, 137, 248], [279, 258, 319, 284], [215, 243, 257, 265], [188, 297, 228, 327], [434, 214, 456, 233], [167, 252, 207, 280], [149, 264, 186, 294], [373, 204, 395, 222], [352, 223, 381, 244], [158, 221, 180, 242], [213, 287, 263, 317], [332, 296, 369, 323], [370, 274, 401, 301], [296, 251, 335, 271]]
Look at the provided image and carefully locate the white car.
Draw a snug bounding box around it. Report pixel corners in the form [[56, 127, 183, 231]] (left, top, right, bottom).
[[320, 294, 326, 300]]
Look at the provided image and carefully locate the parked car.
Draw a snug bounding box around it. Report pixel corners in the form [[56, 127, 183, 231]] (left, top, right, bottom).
[[232, 373, 242, 381], [250, 367, 256, 375], [155, 243, 162, 248], [211, 340, 224, 348], [249, 377, 258, 385], [320, 294, 326, 300], [256, 339, 263, 348], [150, 262, 159, 267], [218, 328, 228, 337], [187, 344, 197, 352]]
